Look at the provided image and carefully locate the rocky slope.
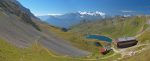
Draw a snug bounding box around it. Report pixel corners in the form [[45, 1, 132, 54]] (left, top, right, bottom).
[[0, 0, 40, 30], [0, 0, 89, 57]]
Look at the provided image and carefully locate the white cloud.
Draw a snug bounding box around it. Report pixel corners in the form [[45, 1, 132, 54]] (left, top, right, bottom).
[[78, 11, 106, 16], [121, 10, 136, 13]]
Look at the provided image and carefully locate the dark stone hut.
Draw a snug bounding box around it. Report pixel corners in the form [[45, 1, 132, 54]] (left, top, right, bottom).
[[115, 37, 138, 48]]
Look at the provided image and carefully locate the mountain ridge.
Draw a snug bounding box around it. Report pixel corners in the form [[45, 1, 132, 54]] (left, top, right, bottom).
[[38, 11, 106, 28]]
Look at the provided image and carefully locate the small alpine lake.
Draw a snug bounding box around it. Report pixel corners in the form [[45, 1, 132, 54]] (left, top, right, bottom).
[[86, 35, 112, 43]]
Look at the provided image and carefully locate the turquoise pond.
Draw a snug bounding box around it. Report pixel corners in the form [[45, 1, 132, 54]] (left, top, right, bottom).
[[86, 35, 112, 43]]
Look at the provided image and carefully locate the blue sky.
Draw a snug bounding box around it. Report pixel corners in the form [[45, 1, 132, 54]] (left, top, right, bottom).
[[18, 0, 150, 16]]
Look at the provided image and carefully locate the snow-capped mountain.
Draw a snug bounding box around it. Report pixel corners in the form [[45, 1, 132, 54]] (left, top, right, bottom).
[[38, 11, 106, 28]]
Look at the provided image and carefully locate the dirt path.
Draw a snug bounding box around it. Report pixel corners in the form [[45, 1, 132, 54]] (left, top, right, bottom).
[[112, 43, 150, 61], [135, 20, 150, 38]]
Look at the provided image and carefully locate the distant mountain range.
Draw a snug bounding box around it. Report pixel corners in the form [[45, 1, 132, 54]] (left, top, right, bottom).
[[38, 11, 106, 28]]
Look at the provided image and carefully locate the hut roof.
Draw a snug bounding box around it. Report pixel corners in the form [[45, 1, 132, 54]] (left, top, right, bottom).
[[117, 37, 136, 42], [99, 48, 106, 52]]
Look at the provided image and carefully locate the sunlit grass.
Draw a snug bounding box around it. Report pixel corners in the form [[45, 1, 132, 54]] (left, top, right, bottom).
[[0, 38, 88, 61]]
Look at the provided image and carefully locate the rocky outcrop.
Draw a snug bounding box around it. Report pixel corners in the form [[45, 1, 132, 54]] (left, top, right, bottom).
[[0, 0, 40, 31]]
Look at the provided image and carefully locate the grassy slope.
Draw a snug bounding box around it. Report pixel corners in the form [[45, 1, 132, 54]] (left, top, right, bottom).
[[0, 38, 87, 61], [42, 24, 98, 52], [71, 16, 150, 61], [1, 16, 149, 61], [71, 16, 148, 39], [41, 16, 147, 60], [39, 23, 122, 61], [0, 37, 120, 61]]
